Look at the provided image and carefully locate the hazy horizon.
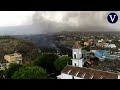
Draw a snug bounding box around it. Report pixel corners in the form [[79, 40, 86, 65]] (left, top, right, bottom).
[[0, 11, 120, 35]]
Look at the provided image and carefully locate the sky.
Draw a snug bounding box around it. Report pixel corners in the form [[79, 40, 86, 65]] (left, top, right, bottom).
[[0, 11, 34, 26], [32, 11, 120, 33], [0, 11, 120, 35], [0, 11, 119, 27]]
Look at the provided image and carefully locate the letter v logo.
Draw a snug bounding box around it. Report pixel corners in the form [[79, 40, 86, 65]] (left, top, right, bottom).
[[109, 15, 116, 22], [107, 13, 118, 24]]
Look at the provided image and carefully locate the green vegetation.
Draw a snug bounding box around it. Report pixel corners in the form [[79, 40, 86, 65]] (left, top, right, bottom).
[[82, 46, 90, 51], [109, 48, 118, 54], [11, 66, 48, 79], [54, 56, 72, 72], [62, 40, 76, 47], [0, 36, 74, 79], [0, 36, 60, 79], [89, 52, 95, 56], [5, 63, 25, 79], [5, 63, 48, 79], [33, 53, 59, 73], [0, 36, 39, 64], [93, 57, 100, 65]]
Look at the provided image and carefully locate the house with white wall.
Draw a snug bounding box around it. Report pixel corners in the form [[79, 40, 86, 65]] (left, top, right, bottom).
[[98, 39, 104, 43], [4, 52, 22, 64], [108, 44, 116, 48]]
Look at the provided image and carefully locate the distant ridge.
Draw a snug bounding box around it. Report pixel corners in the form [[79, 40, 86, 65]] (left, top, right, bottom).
[[0, 25, 119, 35], [0, 25, 42, 35]]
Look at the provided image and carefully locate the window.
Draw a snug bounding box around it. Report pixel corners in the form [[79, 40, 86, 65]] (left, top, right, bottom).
[[72, 76, 74, 79], [82, 54, 84, 58], [74, 54, 76, 59], [74, 63, 76, 66]]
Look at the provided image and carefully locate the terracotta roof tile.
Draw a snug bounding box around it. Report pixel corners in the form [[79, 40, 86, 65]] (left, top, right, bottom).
[[73, 41, 82, 49], [61, 65, 118, 79]]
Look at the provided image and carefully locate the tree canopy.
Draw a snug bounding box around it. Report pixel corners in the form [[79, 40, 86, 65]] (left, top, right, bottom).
[[33, 53, 59, 73], [93, 57, 100, 65], [5, 63, 24, 79], [82, 46, 90, 51], [11, 66, 48, 79], [54, 56, 72, 72]]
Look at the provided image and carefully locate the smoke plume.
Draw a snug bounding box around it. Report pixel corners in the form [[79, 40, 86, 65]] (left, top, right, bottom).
[[0, 11, 120, 35], [31, 11, 120, 33]]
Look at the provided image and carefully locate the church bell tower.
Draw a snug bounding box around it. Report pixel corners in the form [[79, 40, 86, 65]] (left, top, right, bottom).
[[71, 41, 83, 67]]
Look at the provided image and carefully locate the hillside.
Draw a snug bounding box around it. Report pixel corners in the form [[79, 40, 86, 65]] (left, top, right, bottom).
[[13, 35, 72, 56], [0, 36, 39, 64]]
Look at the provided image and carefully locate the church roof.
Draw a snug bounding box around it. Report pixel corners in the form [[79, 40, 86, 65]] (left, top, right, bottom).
[[73, 41, 82, 49], [61, 65, 118, 79]]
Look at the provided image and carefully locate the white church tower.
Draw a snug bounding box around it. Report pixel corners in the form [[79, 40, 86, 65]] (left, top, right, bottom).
[[71, 41, 84, 67]]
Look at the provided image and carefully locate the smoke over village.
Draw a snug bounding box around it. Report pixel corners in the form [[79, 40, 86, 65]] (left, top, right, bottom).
[[0, 11, 120, 35], [0, 11, 119, 79]]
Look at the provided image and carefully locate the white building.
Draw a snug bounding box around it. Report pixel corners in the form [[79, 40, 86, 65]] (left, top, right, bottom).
[[57, 41, 120, 79], [98, 39, 104, 43], [108, 40, 112, 42], [108, 44, 116, 48], [104, 43, 116, 48], [71, 41, 88, 67], [90, 50, 96, 54]]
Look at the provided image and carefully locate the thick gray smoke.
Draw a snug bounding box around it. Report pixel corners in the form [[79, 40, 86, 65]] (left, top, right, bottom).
[[31, 11, 120, 33], [0, 11, 120, 35]]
